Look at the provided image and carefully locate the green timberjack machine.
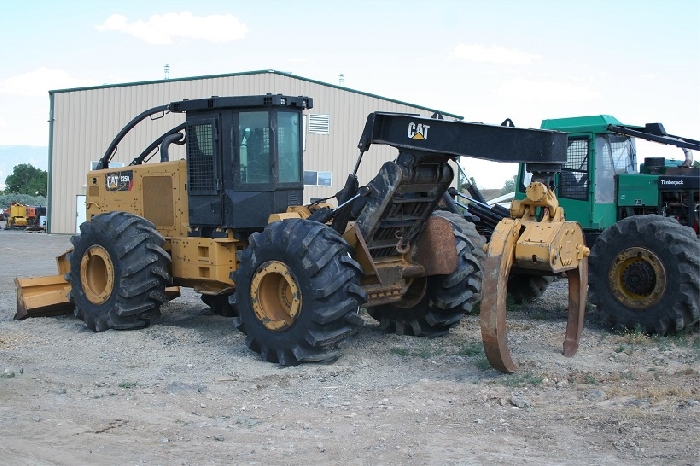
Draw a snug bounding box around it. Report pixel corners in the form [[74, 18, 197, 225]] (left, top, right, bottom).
[[519, 116, 699, 335], [15, 94, 590, 373], [461, 115, 699, 336]]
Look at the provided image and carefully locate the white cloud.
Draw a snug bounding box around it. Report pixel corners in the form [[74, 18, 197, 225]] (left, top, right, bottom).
[[450, 44, 541, 65], [0, 68, 96, 96], [494, 78, 600, 103], [96, 12, 248, 45]]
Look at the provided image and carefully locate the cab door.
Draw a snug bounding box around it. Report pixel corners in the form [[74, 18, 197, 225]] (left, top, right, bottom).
[[186, 115, 223, 227]]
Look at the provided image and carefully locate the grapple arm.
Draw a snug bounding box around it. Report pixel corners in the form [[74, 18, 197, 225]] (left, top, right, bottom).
[[480, 182, 590, 372]]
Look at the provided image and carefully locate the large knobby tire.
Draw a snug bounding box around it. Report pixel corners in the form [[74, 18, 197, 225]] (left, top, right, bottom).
[[589, 215, 700, 334], [232, 219, 366, 365], [368, 211, 485, 337], [507, 274, 554, 305], [68, 212, 172, 331]]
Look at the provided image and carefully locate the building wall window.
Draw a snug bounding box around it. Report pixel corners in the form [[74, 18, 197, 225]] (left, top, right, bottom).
[[90, 161, 125, 170], [304, 170, 332, 187]]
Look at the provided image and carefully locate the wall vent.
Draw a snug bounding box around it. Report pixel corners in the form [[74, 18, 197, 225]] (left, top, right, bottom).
[[308, 114, 330, 134]]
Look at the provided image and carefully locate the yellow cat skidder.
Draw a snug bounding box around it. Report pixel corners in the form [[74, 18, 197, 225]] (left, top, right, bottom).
[[16, 94, 588, 372]]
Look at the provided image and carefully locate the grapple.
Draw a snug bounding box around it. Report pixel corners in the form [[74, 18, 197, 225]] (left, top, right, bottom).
[[480, 181, 589, 372]]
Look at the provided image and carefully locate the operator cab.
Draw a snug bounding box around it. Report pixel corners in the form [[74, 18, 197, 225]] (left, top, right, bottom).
[[170, 94, 312, 237], [557, 132, 636, 204], [518, 115, 637, 205]]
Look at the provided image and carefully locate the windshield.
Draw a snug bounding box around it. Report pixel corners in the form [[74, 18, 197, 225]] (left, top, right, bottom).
[[239, 111, 271, 184]]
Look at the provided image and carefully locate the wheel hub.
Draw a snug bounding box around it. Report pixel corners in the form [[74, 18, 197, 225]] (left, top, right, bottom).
[[80, 245, 115, 304], [250, 261, 301, 331], [621, 261, 656, 295], [609, 247, 666, 309]]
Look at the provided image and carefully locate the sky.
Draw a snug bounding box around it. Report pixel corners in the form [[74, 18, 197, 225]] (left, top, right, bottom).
[[1, 0, 698, 189]]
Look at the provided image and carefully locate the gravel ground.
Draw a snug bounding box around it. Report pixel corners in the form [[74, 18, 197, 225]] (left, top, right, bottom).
[[1, 227, 699, 465]]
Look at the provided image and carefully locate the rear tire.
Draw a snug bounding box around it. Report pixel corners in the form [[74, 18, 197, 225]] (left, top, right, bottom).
[[589, 215, 700, 334], [368, 211, 485, 336], [507, 274, 554, 304], [232, 219, 366, 365], [68, 212, 172, 331]]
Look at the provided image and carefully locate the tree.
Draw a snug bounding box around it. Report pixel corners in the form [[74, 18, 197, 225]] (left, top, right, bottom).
[[5, 163, 47, 196], [500, 174, 517, 195]]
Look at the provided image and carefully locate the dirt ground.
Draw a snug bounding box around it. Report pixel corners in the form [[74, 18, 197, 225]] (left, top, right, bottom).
[[1, 228, 699, 465]]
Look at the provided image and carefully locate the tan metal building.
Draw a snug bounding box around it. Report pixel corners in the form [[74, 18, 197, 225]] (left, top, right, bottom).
[[47, 70, 461, 234]]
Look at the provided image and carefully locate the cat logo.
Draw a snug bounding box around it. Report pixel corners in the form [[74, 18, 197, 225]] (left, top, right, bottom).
[[106, 174, 119, 189], [407, 122, 430, 140], [105, 170, 134, 191]]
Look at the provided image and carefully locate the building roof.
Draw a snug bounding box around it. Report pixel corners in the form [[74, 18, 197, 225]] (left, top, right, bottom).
[[49, 69, 463, 120]]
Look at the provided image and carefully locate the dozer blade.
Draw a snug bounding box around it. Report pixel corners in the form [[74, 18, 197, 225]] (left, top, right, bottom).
[[15, 279, 181, 320], [164, 286, 181, 301], [15, 275, 73, 320], [480, 219, 520, 373], [15, 250, 74, 320], [15, 247, 181, 320]]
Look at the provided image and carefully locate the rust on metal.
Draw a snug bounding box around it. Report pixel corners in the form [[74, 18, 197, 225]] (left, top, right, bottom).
[[480, 219, 520, 373], [412, 215, 458, 276], [563, 259, 588, 357]]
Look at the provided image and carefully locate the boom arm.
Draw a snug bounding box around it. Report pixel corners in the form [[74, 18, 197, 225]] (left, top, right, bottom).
[[358, 112, 568, 163], [352, 112, 568, 260], [607, 123, 700, 151]]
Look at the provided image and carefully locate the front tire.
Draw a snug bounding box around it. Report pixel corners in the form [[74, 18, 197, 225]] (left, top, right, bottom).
[[232, 219, 366, 365], [68, 212, 172, 331], [589, 215, 700, 334], [368, 211, 485, 336]]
